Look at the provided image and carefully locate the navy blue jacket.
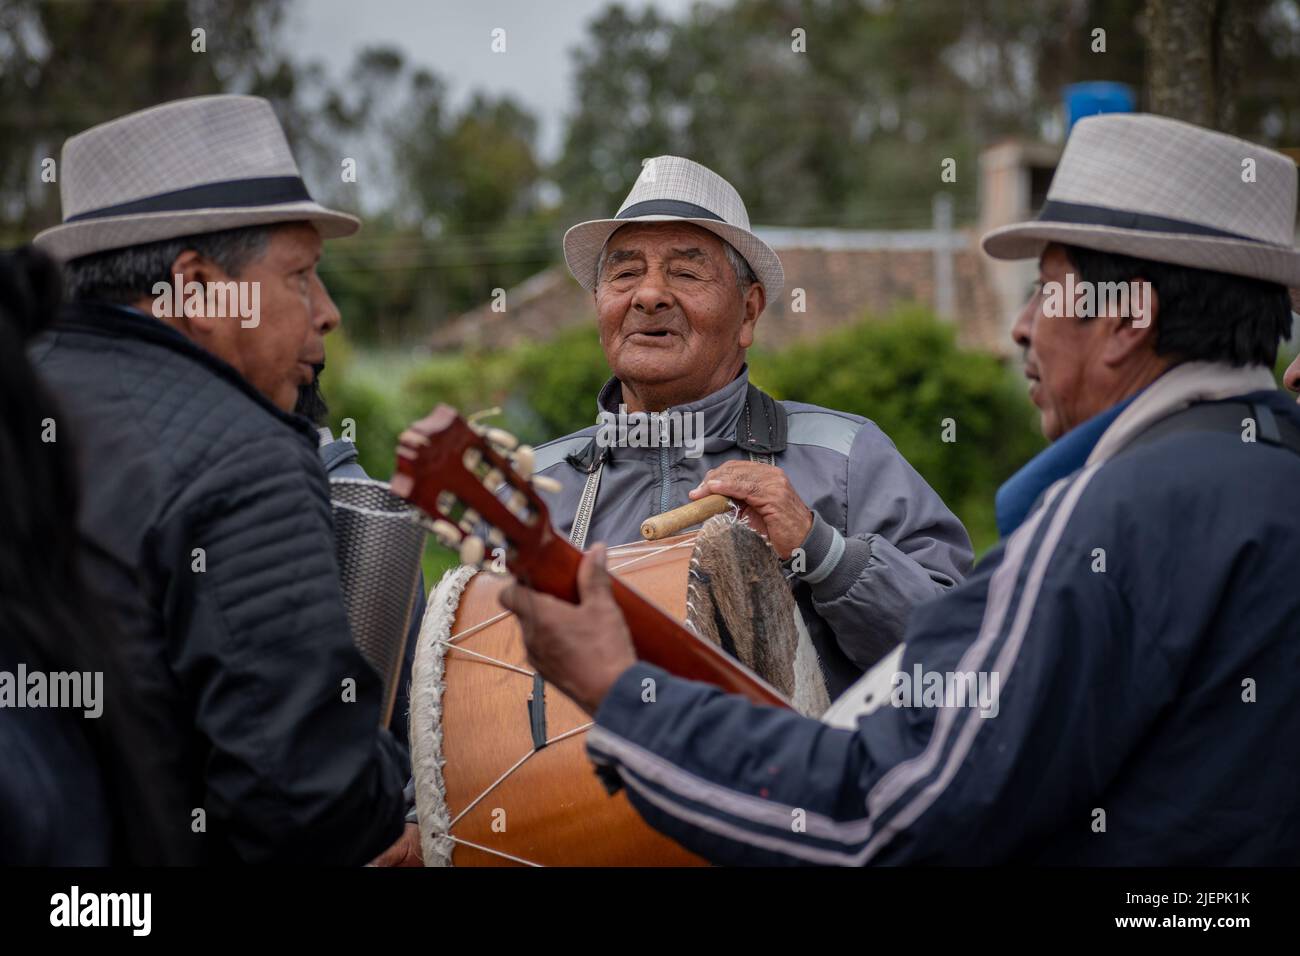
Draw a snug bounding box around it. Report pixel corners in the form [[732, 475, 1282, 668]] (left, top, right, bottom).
[[586, 390, 1300, 864]]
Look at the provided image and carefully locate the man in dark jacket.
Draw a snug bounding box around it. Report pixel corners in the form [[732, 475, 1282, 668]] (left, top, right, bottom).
[[499, 115, 1300, 863], [29, 95, 407, 864]]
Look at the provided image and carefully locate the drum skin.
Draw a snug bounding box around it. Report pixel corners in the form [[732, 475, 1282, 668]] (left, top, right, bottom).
[[441, 534, 707, 866]]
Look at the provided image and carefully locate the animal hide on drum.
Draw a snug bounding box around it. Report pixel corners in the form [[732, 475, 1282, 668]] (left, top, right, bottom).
[[686, 514, 830, 717]]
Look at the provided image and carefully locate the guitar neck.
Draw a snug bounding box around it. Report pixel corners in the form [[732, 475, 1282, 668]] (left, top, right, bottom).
[[524, 533, 789, 709]]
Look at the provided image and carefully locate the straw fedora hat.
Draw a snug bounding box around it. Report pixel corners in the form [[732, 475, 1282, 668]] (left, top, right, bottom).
[[34, 95, 359, 261], [563, 155, 784, 299], [983, 113, 1300, 294]]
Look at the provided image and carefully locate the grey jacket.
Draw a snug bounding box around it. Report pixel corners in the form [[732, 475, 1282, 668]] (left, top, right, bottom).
[[532, 368, 973, 697]]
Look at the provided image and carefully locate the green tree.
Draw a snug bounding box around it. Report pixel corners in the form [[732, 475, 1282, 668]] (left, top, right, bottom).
[[0, 0, 294, 242]]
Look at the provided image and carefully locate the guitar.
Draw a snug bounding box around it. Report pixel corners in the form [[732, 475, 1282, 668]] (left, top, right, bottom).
[[390, 404, 790, 709]]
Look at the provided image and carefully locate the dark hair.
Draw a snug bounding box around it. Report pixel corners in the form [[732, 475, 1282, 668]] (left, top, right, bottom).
[[0, 246, 167, 862], [62, 224, 273, 304], [1060, 243, 1293, 368]]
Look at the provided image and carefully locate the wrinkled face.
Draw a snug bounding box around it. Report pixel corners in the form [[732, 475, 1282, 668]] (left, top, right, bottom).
[[1011, 244, 1118, 441], [593, 222, 761, 409], [204, 222, 340, 412]]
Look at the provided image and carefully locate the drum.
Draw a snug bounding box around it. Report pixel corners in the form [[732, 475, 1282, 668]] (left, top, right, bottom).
[[409, 516, 829, 867]]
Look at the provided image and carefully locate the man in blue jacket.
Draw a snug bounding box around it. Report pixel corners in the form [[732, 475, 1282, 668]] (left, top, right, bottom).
[[497, 114, 1300, 864]]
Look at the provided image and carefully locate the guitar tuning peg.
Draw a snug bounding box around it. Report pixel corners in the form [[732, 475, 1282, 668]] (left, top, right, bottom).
[[485, 427, 519, 451], [486, 527, 506, 549], [422, 518, 462, 548], [468, 406, 503, 426], [484, 468, 505, 491], [458, 508, 481, 533], [513, 445, 535, 479], [531, 474, 562, 493], [459, 535, 486, 567]]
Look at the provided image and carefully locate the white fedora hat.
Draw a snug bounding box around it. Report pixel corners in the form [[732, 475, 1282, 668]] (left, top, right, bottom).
[[983, 113, 1300, 290], [33, 95, 359, 261], [563, 155, 784, 299]]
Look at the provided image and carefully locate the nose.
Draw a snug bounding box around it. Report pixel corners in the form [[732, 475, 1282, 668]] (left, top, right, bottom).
[[310, 272, 341, 335], [1010, 294, 1035, 352], [1284, 352, 1300, 398], [630, 265, 674, 315]]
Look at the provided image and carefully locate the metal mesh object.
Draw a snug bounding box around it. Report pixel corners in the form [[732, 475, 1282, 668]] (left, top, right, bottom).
[[330, 477, 427, 728]]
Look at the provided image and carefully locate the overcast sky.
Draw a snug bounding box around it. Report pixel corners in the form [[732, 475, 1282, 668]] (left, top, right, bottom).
[[285, 0, 705, 160]]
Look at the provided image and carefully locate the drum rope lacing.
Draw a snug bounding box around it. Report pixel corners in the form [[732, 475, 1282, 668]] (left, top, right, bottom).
[[435, 536, 697, 865]]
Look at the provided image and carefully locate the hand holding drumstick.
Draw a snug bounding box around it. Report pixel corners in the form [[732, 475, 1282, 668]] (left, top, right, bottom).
[[684, 461, 814, 559]]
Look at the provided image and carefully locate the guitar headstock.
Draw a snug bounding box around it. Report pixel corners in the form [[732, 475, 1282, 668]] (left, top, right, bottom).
[[391, 405, 566, 579]]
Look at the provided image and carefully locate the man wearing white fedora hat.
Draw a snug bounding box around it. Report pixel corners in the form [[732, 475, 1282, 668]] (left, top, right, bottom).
[[504, 115, 1300, 864], [27, 95, 408, 863], [522, 156, 973, 699]]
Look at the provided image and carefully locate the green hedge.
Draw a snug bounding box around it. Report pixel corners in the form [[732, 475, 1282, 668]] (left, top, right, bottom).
[[323, 307, 1047, 569], [751, 306, 1045, 553]]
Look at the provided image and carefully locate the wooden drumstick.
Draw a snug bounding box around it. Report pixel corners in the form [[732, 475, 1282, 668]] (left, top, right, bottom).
[[640, 494, 733, 541]]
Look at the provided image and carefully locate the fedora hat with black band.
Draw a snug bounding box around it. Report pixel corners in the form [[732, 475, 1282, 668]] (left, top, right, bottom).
[[982, 113, 1300, 294], [34, 95, 359, 261], [563, 155, 784, 299]]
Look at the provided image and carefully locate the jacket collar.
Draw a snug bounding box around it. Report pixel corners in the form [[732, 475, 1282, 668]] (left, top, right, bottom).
[[54, 300, 319, 445], [1087, 361, 1279, 466], [994, 392, 1136, 537], [593, 366, 750, 458]]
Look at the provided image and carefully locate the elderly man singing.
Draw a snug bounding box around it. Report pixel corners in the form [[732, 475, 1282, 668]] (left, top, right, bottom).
[[502, 115, 1300, 864], [529, 157, 972, 694]]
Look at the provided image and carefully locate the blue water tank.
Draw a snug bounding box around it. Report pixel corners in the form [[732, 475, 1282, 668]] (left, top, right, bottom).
[[1063, 82, 1136, 133]]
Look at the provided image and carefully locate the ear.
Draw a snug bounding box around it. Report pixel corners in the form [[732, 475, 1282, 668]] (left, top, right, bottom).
[[737, 282, 765, 349], [167, 249, 231, 336], [1100, 278, 1159, 368]]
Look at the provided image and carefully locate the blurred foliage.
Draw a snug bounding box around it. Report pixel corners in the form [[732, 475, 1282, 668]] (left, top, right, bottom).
[[0, 0, 296, 238], [752, 306, 1045, 552], [6, 0, 1300, 344], [557, 0, 1133, 227], [555, 0, 1300, 231], [325, 308, 1045, 558]]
